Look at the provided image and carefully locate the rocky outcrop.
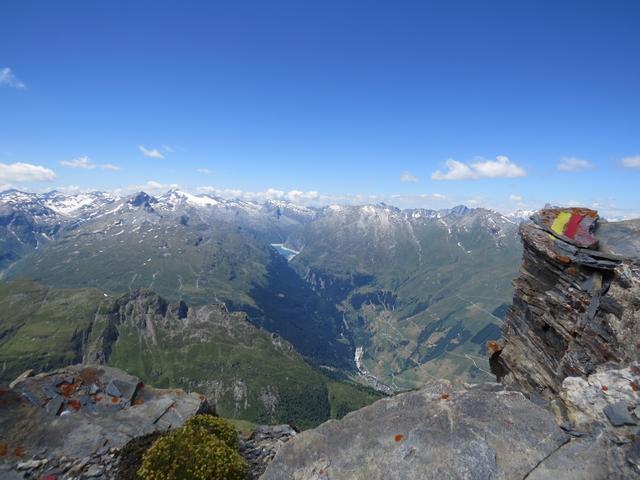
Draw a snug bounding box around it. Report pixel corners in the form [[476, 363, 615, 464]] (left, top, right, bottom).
[[492, 208, 640, 398], [0, 365, 211, 479], [263, 379, 609, 479]]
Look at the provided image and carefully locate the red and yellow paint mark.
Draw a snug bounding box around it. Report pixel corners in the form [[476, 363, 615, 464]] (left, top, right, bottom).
[[550, 211, 585, 240]]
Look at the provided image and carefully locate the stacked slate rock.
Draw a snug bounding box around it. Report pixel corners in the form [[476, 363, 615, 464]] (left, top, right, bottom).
[[492, 207, 640, 397], [0, 365, 212, 479], [492, 207, 640, 476]]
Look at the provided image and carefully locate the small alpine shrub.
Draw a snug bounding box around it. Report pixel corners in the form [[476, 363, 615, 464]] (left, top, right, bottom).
[[137, 416, 246, 480], [183, 414, 240, 449]]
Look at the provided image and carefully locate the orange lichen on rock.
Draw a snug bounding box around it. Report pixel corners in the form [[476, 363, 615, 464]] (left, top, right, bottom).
[[601, 386, 609, 392], [59, 382, 79, 398], [14, 446, 26, 458], [394, 434, 404, 442], [630, 381, 639, 392], [67, 399, 81, 411], [132, 397, 145, 406], [0, 443, 7, 457], [440, 393, 450, 400]]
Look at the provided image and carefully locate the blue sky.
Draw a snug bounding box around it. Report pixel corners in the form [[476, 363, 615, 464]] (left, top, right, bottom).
[[1, 1, 639, 217]]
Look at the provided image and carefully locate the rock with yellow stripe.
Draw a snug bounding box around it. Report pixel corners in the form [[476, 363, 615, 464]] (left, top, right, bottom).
[[533, 207, 599, 249]]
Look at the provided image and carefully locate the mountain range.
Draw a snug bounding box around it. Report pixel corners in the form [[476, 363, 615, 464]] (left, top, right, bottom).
[[0, 188, 523, 395]]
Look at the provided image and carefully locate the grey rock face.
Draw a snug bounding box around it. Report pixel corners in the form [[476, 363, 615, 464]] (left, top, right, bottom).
[[494, 208, 640, 398], [262, 380, 569, 480], [560, 364, 640, 430], [240, 424, 297, 479]]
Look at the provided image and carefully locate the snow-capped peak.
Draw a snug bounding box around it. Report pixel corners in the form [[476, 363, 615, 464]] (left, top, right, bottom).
[[42, 191, 117, 216], [507, 209, 535, 223], [157, 189, 221, 209]]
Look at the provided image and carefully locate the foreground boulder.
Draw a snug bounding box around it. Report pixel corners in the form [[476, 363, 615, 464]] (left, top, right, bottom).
[[262, 380, 637, 480], [263, 380, 575, 479], [0, 364, 211, 478]]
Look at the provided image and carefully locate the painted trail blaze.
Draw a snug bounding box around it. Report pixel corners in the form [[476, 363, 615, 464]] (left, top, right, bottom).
[[546, 208, 599, 249], [550, 211, 586, 239]]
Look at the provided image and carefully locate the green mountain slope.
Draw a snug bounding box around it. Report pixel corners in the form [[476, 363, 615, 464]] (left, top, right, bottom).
[[287, 205, 522, 388], [0, 280, 381, 429], [5, 194, 351, 369]]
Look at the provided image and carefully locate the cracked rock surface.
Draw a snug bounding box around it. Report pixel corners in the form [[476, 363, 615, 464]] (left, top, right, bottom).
[[263, 380, 571, 480]]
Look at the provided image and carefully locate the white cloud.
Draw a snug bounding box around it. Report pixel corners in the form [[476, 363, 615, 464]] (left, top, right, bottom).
[[60, 156, 95, 169], [622, 155, 640, 168], [432, 156, 526, 180], [0, 183, 12, 191], [196, 186, 451, 208], [557, 157, 593, 172], [432, 159, 475, 180], [0, 162, 56, 182], [144, 180, 179, 190], [100, 163, 121, 171], [126, 180, 179, 194], [392, 193, 446, 201], [509, 194, 523, 202], [59, 156, 120, 171], [138, 146, 165, 159], [56, 185, 83, 193], [0, 67, 26, 89], [427, 193, 446, 200], [400, 171, 419, 182], [197, 186, 322, 205], [163, 145, 174, 153], [197, 168, 213, 174]]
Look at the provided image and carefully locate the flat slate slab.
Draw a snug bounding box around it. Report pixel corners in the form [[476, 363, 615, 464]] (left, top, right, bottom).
[[603, 402, 637, 427]]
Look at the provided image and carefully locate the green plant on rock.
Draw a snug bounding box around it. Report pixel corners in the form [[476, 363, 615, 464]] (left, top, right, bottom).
[[183, 414, 240, 450], [137, 416, 246, 480]]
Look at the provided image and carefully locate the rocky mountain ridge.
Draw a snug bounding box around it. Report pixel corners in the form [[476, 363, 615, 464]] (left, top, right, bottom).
[[1, 188, 525, 384], [0, 281, 381, 428]]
